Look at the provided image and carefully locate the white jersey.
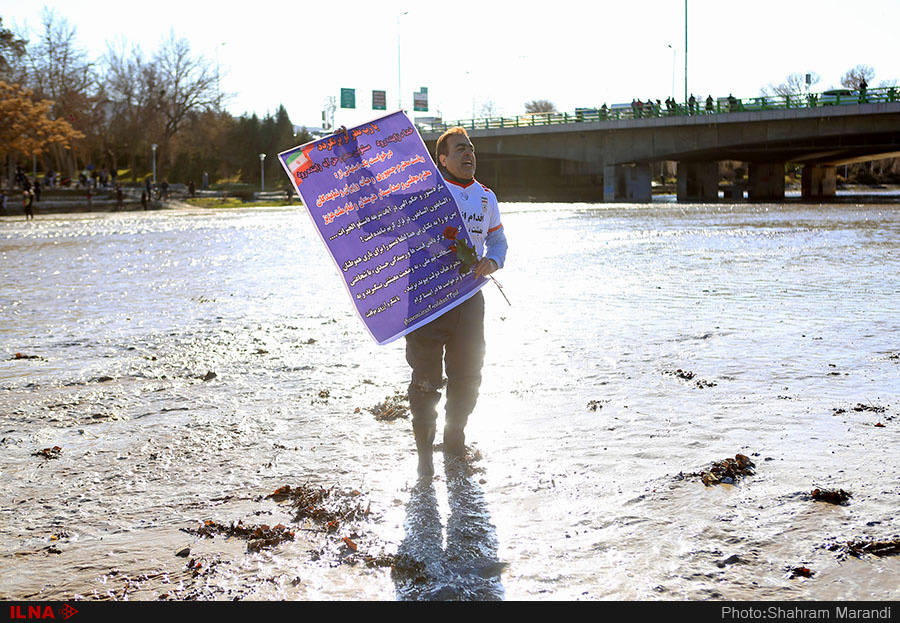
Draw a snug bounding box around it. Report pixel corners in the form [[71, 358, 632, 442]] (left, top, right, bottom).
[[445, 177, 504, 264]]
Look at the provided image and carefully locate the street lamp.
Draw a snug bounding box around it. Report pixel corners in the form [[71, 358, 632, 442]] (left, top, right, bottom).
[[216, 42, 226, 104], [668, 44, 676, 101], [152, 143, 158, 184], [397, 10, 409, 110], [684, 0, 688, 103], [259, 153, 266, 191]]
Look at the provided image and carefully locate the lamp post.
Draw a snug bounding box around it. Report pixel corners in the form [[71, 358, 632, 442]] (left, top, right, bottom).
[[216, 42, 226, 105], [151, 143, 157, 184], [684, 0, 688, 104], [259, 153, 266, 191], [668, 44, 676, 101], [397, 10, 408, 110]]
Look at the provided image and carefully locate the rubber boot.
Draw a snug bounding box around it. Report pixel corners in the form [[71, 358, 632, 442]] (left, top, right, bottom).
[[414, 423, 436, 478], [442, 424, 466, 459]]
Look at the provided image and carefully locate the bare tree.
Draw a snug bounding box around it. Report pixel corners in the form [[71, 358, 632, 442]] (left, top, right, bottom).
[[19, 9, 95, 112], [14, 9, 99, 174], [0, 17, 26, 80], [154, 31, 219, 141], [841, 64, 875, 89], [761, 71, 820, 97], [478, 99, 499, 117], [525, 99, 557, 113], [102, 42, 166, 178]]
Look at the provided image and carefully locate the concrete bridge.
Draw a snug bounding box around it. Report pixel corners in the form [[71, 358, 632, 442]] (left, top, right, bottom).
[[420, 100, 900, 202]]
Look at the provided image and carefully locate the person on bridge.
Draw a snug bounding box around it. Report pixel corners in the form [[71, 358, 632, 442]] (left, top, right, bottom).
[[405, 126, 508, 478], [727, 94, 737, 112]]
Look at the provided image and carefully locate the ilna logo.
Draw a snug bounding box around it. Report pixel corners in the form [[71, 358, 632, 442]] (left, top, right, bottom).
[[8, 605, 78, 620]]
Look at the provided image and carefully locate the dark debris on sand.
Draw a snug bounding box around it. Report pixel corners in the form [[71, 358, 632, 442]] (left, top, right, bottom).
[[262, 484, 414, 570], [10, 352, 43, 361], [678, 453, 756, 486], [810, 488, 852, 505], [369, 390, 410, 421], [184, 520, 296, 552], [435, 445, 486, 478], [178, 482, 400, 579], [264, 483, 371, 530], [827, 538, 900, 560], [665, 368, 718, 389], [32, 446, 62, 460], [834, 403, 888, 415], [786, 565, 815, 579], [852, 403, 886, 413], [832, 402, 893, 427]]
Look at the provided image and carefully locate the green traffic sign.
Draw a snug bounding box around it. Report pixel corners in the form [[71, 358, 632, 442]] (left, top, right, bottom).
[[340, 88, 356, 109], [413, 91, 428, 112], [372, 90, 386, 110]]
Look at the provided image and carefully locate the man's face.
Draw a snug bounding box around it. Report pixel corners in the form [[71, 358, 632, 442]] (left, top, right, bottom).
[[440, 134, 476, 180]]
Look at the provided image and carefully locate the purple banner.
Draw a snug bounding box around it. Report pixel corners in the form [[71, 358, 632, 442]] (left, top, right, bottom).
[[279, 111, 486, 344]]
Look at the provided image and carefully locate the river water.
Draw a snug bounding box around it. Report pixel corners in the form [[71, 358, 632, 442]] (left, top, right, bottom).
[[1, 200, 898, 601]]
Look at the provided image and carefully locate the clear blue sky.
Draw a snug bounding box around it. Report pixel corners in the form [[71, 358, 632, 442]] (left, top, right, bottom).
[[4, 0, 899, 130]]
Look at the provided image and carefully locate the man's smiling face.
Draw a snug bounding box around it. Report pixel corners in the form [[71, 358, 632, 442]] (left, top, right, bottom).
[[440, 134, 476, 181]]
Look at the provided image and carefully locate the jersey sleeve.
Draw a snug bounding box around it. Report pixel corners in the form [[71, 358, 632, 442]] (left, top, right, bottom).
[[483, 190, 507, 269]]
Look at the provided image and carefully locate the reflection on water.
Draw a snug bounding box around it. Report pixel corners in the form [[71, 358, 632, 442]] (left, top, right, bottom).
[[0, 202, 898, 600], [394, 459, 504, 601]]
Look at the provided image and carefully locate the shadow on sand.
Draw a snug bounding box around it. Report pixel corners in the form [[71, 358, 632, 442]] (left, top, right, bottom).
[[392, 457, 506, 601]]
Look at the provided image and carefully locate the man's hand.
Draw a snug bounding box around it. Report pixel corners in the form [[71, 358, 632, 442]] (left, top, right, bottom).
[[473, 258, 498, 279]]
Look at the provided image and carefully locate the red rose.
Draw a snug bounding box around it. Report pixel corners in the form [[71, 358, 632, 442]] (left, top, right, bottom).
[[443, 226, 458, 240]]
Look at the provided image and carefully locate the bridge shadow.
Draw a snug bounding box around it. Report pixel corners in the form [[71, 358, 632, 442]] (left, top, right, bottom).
[[392, 458, 506, 601]]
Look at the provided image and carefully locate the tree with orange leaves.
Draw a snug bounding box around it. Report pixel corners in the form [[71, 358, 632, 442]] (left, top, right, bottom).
[[0, 81, 83, 159]]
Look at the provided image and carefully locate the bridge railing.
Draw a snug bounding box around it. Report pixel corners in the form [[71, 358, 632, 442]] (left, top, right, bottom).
[[417, 86, 900, 134]]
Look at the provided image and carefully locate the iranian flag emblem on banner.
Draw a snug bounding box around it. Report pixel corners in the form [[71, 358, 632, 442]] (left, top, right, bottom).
[[285, 145, 315, 183]]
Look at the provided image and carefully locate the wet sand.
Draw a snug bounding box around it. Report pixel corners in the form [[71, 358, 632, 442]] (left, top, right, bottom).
[[0, 203, 898, 600]]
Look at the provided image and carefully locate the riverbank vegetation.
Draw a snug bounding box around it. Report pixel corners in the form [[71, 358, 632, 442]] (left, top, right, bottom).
[[1, 11, 309, 191]]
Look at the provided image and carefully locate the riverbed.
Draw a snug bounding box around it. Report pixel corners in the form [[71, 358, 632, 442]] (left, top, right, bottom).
[[1, 201, 897, 600]]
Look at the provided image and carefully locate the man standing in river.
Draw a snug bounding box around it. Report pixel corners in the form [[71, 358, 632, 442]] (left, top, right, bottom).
[[406, 127, 508, 477]]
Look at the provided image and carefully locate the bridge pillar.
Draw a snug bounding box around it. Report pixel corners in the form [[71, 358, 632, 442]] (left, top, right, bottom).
[[603, 164, 651, 202], [748, 162, 785, 201], [801, 165, 837, 199], [676, 162, 719, 201], [603, 165, 616, 201]]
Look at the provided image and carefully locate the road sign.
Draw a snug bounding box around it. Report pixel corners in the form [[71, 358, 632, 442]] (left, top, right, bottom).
[[372, 90, 386, 110], [413, 87, 428, 112], [340, 88, 356, 109]]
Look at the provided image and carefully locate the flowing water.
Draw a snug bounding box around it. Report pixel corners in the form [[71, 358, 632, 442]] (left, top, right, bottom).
[[1, 200, 898, 601]]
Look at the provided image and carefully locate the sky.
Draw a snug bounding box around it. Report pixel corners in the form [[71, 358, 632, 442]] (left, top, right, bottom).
[[4, 0, 900, 133]]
